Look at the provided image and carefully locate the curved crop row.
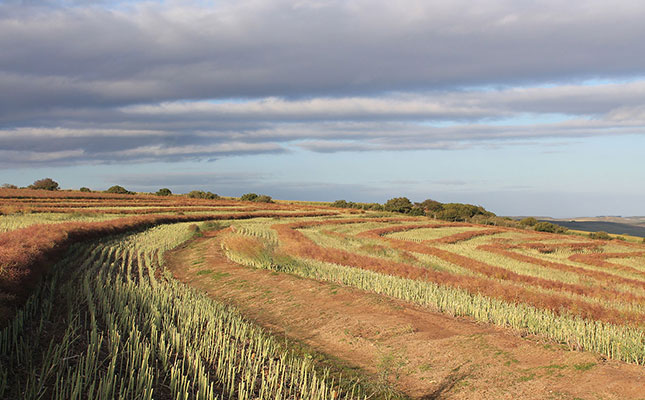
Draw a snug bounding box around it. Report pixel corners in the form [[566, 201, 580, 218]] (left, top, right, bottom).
[[273, 222, 645, 326]]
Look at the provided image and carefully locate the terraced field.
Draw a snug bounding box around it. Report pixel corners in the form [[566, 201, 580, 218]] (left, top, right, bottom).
[[222, 217, 645, 364], [1, 188, 644, 399]]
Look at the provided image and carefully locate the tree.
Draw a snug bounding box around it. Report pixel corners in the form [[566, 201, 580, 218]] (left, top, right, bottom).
[[156, 188, 172, 196], [106, 185, 133, 194], [384, 197, 413, 213], [29, 178, 59, 191], [79, 187, 91, 192], [240, 193, 259, 201], [420, 199, 444, 215], [1, 183, 17, 189]]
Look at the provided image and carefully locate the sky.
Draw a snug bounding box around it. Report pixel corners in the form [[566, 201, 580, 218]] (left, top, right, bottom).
[[1, 0, 644, 217]]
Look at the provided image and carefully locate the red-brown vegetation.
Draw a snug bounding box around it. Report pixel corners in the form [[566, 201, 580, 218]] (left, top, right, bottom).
[[355, 223, 466, 238], [570, 252, 645, 277], [0, 210, 338, 325], [272, 222, 645, 326], [432, 228, 505, 244], [478, 244, 645, 292]]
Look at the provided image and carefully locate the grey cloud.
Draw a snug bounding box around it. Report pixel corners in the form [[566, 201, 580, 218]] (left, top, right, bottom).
[[3, 1, 645, 166], [3, 0, 645, 117]]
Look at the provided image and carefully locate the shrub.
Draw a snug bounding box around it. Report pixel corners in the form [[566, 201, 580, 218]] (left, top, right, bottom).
[[331, 200, 349, 208], [519, 217, 538, 227], [29, 178, 59, 191], [534, 222, 567, 233], [106, 185, 133, 194], [384, 197, 413, 213], [1, 183, 18, 189], [435, 203, 493, 222], [156, 188, 172, 196], [240, 193, 259, 201], [187, 190, 219, 199], [253, 195, 273, 203], [409, 206, 425, 216], [589, 231, 612, 240], [79, 187, 91, 193]]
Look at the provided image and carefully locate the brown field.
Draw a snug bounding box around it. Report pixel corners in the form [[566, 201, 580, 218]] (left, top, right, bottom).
[[1, 189, 644, 399]]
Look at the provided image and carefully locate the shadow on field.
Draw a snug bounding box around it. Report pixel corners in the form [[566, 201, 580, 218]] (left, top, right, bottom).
[[420, 363, 471, 400]]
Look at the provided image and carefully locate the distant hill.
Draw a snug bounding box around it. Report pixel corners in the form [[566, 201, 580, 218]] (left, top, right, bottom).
[[542, 220, 645, 238]]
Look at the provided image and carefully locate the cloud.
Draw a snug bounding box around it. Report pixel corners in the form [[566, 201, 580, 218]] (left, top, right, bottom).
[[3, 0, 645, 112], [2, 1, 645, 166]]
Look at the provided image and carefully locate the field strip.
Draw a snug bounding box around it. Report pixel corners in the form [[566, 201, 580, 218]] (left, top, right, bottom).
[[274, 223, 645, 325], [167, 231, 645, 400], [479, 244, 645, 289]]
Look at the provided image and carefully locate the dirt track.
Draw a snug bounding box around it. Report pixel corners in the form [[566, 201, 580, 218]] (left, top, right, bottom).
[[167, 231, 645, 399]]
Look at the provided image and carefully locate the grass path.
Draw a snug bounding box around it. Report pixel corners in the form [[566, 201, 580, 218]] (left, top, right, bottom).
[[167, 231, 645, 400]]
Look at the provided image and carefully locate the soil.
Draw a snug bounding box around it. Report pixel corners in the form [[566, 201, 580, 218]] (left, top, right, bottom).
[[166, 230, 645, 400]]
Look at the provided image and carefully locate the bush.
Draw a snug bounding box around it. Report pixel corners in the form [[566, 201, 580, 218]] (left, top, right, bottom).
[[240, 193, 259, 201], [29, 178, 60, 191], [187, 190, 219, 199], [534, 222, 567, 233], [331, 200, 349, 208], [156, 188, 172, 196], [253, 195, 273, 203], [384, 197, 413, 213], [79, 187, 91, 193], [437, 203, 494, 222], [106, 185, 133, 195], [519, 217, 538, 227], [409, 206, 425, 216], [589, 231, 612, 240], [1, 183, 18, 189]]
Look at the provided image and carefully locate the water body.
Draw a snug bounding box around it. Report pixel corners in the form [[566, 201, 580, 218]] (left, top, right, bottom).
[[543, 220, 645, 238]]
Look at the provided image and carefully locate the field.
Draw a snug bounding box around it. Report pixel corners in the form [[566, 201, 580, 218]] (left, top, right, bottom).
[[1, 188, 645, 399]]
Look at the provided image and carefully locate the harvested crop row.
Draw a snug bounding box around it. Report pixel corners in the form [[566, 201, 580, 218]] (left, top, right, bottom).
[[431, 228, 506, 244], [272, 222, 645, 326], [0, 210, 338, 326], [4, 206, 261, 214], [1, 222, 359, 400], [359, 228, 645, 308], [355, 222, 468, 238], [570, 252, 645, 276], [480, 244, 645, 289]]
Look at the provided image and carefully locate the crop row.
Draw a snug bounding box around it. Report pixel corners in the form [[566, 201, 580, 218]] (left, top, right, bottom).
[[0, 221, 364, 399], [272, 221, 645, 326], [220, 227, 645, 364], [0, 210, 339, 325]]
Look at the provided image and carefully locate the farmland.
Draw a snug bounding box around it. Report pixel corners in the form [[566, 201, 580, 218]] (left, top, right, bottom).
[[1, 188, 645, 399]]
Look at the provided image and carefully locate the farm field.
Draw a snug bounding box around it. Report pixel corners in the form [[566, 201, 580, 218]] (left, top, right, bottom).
[[1, 188, 645, 399]]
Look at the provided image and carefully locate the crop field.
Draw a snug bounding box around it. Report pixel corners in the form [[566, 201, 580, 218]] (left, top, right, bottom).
[[222, 217, 645, 364], [1, 188, 645, 399]]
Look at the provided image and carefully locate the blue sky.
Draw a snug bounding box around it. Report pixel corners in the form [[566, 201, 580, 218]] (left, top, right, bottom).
[[1, 0, 644, 217]]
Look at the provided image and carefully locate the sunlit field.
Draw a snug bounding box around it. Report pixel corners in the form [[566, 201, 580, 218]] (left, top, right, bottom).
[[1, 188, 644, 399]]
